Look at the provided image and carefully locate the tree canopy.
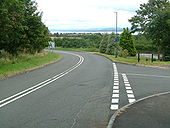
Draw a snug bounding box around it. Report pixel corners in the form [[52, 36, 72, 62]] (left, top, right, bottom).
[[0, 0, 50, 56], [129, 0, 170, 56], [119, 28, 136, 56]]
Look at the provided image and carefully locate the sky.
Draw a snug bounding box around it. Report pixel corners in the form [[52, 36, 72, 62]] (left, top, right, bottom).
[[35, 0, 149, 30]]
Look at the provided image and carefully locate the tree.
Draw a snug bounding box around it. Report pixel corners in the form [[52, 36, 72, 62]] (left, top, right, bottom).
[[20, 0, 50, 53], [120, 28, 136, 56], [0, 0, 25, 56], [0, 0, 50, 56], [129, 0, 170, 56], [99, 34, 109, 53], [106, 33, 115, 55], [147, 7, 170, 56]]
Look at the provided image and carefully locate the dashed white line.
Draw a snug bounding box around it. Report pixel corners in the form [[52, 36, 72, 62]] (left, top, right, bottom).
[[128, 99, 136, 103], [111, 99, 119, 103], [111, 63, 119, 110], [113, 86, 119, 89], [126, 90, 133, 94], [125, 83, 131, 86], [126, 87, 132, 90], [110, 104, 118, 110], [113, 90, 119, 93], [122, 74, 136, 104], [127, 94, 135, 98], [112, 94, 119, 98]]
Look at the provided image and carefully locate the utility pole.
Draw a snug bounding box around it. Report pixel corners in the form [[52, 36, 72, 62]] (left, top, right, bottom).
[[114, 12, 118, 58], [115, 12, 117, 36]]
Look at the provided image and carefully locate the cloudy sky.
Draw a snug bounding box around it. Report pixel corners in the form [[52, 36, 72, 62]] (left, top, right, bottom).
[[35, 0, 148, 30]]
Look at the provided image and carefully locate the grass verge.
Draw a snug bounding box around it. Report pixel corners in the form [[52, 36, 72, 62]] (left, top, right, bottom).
[[0, 52, 61, 78], [56, 47, 170, 67], [95, 52, 170, 66]]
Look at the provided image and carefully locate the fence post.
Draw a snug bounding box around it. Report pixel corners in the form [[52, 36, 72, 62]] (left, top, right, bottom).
[[151, 54, 154, 62], [138, 53, 140, 62]]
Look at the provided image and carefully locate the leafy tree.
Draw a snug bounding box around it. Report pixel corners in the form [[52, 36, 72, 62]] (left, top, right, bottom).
[[20, 0, 50, 53], [0, 0, 49, 56], [147, 7, 170, 56], [106, 33, 115, 55], [129, 0, 170, 56], [134, 34, 157, 52], [0, 0, 25, 56], [99, 34, 109, 53], [120, 28, 136, 56]]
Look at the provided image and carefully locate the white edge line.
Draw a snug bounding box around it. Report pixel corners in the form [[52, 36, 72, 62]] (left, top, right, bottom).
[[0, 52, 84, 108]]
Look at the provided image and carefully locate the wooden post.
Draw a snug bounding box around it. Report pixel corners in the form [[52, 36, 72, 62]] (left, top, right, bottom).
[[138, 53, 140, 62]]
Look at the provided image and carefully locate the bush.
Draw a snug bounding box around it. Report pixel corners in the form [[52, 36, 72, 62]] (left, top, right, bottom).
[[121, 49, 129, 58]]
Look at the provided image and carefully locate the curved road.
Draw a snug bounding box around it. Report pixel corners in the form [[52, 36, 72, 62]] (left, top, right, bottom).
[[0, 50, 170, 128]]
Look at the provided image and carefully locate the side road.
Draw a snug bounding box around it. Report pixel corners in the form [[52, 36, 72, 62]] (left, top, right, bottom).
[[108, 92, 170, 128]]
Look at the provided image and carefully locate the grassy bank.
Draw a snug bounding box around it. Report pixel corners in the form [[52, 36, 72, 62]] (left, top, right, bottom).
[[96, 52, 170, 66], [56, 47, 170, 67], [0, 52, 61, 78]]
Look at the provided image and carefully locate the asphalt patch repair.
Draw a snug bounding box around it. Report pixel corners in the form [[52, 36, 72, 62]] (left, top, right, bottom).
[[112, 93, 170, 128]]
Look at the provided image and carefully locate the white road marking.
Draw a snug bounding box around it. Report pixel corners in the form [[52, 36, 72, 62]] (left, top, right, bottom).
[[112, 94, 119, 98], [111, 99, 119, 103], [125, 83, 130, 86], [114, 83, 119, 85], [128, 99, 136, 103], [110, 104, 118, 110], [113, 86, 119, 89], [127, 94, 135, 98], [114, 80, 119, 83], [122, 74, 136, 104], [111, 63, 120, 110], [124, 81, 129, 84], [126, 87, 132, 90], [113, 90, 119, 93], [0, 52, 85, 108], [126, 90, 133, 94], [123, 79, 128, 82]]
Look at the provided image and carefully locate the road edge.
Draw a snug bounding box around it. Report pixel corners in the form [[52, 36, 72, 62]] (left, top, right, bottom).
[[107, 91, 170, 128]]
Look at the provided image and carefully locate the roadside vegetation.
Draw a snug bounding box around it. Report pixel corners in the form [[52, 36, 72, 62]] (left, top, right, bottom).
[[0, 51, 61, 78], [0, 0, 61, 78]]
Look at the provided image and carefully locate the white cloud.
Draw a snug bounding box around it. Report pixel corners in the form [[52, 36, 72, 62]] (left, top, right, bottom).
[[35, 0, 148, 30]]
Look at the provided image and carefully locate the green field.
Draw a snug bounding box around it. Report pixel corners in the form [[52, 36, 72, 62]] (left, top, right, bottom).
[[0, 52, 61, 78]]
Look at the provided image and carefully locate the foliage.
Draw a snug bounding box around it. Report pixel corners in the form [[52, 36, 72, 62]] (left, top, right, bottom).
[[147, 7, 170, 56], [106, 33, 115, 55], [99, 34, 109, 53], [129, 0, 170, 56], [134, 34, 157, 52], [52, 33, 103, 49], [121, 49, 129, 58], [120, 28, 137, 56], [0, 0, 50, 56], [83, 33, 103, 48]]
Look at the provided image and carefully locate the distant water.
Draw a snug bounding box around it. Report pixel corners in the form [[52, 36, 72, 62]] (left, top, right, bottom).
[[50, 30, 123, 34]]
